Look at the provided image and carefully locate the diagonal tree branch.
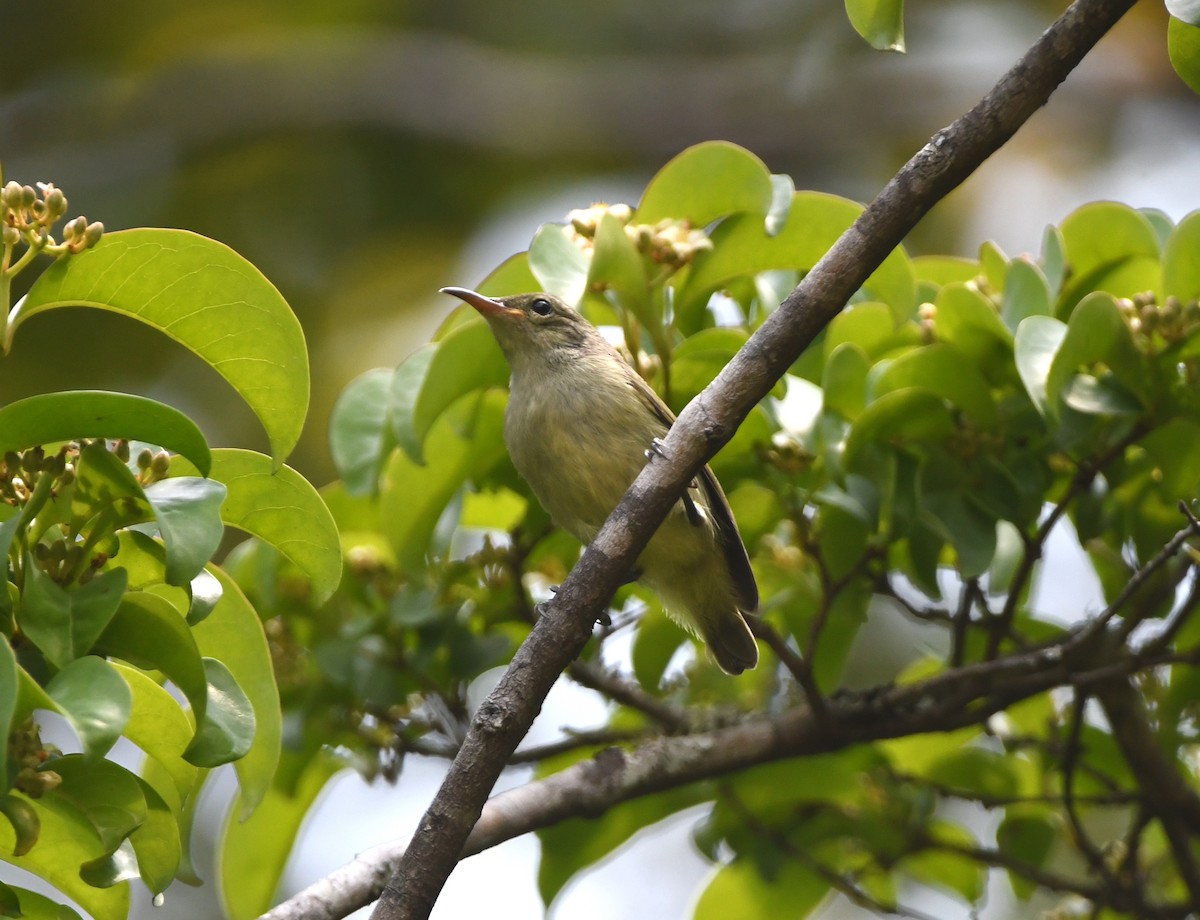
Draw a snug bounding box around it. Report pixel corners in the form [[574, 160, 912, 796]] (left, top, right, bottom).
[[369, 1, 1140, 917]]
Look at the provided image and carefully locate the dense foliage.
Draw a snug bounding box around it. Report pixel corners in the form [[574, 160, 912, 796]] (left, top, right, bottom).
[[224, 142, 1200, 918], [0, 175, 340, 919]]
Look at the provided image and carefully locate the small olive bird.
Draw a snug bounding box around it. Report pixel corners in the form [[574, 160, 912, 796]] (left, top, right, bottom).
[[440, 287, 759, 674]]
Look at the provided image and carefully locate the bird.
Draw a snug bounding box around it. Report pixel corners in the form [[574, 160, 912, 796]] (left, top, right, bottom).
[[440, 287, 759, 674]]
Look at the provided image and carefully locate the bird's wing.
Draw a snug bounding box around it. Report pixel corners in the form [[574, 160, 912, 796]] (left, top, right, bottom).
[[625, 371, 760, 613]]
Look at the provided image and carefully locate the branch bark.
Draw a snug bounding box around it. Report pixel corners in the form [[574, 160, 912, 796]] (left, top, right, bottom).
[[369, 1, 1139, 917], [263, 624, 1181, 920]]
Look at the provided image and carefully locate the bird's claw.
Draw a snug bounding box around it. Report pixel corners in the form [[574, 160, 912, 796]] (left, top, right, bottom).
[[644, 437, 670, 462]]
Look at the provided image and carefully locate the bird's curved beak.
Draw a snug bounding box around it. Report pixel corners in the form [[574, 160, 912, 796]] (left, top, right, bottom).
[[440, 286, 521, 318]]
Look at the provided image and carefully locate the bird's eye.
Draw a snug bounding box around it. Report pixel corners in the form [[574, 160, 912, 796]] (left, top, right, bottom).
[[530, 298, 554, 317]]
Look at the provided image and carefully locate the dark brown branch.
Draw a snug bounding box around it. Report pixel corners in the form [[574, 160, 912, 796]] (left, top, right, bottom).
[[369, 2, 1140, 917]]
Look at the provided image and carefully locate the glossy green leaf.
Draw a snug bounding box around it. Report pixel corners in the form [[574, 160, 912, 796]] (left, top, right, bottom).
[[636, 141, 774, 226], [765, 173, 795, 236], [0, 791, 131, 920], [44, 656, 131, 760], [386, 347, 435, 464], [845, 0, 905, 51], [184, 658, 255, 767], [109, 662, 198, 808], [528, 223, 589, 303], [218, 749, 344, 920], [0, 885, 84, 920], [329, 368, 394, 494], [142, 477, 227, 585], [1013, 316, 1066, 416], [407, 320, 509, 459], [1140, 420, 1200, 497], [695, 858, 828, 920], [127, 779, 180, 896], [96, 591, 208, 730], [12, 229, 308, 464], [1041, 224, 1067, 295], [170, 449, 341, 605], [1057, 202, 1162, 312], [932, 282, 1013, 382], [1045, 292, 1142, 416], [1000, 258, 1051, 331], [680, 192, 915, 330], [49, 755, 146, 852], [588, 212, 650, 322], [71, 440, 150, 531], [843, 389, 956, 468], [0, 392, 211, 477], [912, 255, 979, 287], [823, 301, 901, 361], [979, 240, 1009, 292], [380, 391, 508, 574], [18, 564, 127, 670], [1163, 210, 1200, 302], [821, 343, 870, 419], [1169, 16, 1200, 94], [191, 566, 281, 816], [668, 328, 749, 411], [872, 343, 996, 426], [927, 746, 1019, 799]]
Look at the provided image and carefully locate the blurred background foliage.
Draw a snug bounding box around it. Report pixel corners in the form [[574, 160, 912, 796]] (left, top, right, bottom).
[[1, 0, 1193, 487]]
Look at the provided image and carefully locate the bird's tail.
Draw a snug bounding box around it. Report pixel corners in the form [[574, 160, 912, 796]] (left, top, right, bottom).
[[702, 610, 759, 675]]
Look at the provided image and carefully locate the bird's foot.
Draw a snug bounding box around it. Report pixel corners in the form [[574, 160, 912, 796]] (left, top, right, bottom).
[[644, 437, 670, 462]]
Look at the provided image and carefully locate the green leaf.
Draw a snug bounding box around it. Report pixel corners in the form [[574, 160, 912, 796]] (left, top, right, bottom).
[[1057, 202, 1162, 313], [18, 564, 128, 670], [901, 822, 985, 903], [926, 746, 1019, 799], [385, 348, 434, 465], [96, 591, 209, 732], [183, 658, 255, 768], [923, 490, 997, 578], [1169, 16, 1200, 95], [630, 603, 688, 691], [668, 328, 749, 411], [44, 657, 132, 761], [128, 779, 181, 897], [1, 885, 85, 920], [109, 662, 199, 808], [0, 638, 15, 763], [539, 785, 708, 907], [843, 389, 956, 469], [71, 441, 150, 532], [218, 749, 344, 920], [695, 858, 829, 920], [932, 282, 1013, 383], [680, 192, 915, 331], [170, 449, 342, 605], [997, 806, 1058, 900], [191, 566, 281, 816], [637, 141, 775, 227], [1001, 258, 1052, 331], [528, 223, 589, 303], [872, 343, 996, 426], [48, 755, 146, 852], [587, 212, 651, 323], [0, 789, 132, 918], [1013, 316, 1067, 416], [845, 0, 905, 51], [142, 477, 227, 585], [1045, 292, 1143, 416], [0, 392, 211, 477], [821, 343, 870, 419], [380, 391, 508, 573], [765, 174, 795, 236], [406, 320, 510, 459], [1163, 210, 1200, 302], [329, 368, 394, 494], [12, 229, 308, 465]]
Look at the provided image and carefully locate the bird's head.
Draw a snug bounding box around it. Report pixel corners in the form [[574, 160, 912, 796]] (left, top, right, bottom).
[[440, 288, 594, 369]]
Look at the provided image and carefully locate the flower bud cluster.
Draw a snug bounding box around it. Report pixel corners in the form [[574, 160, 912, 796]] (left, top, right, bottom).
[[565, 202, 714, 267], [1118, 291, 1200, 347], [1, 179, 103, 260], [8, 717, 61, 798], [0, 445, 71, 507]]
